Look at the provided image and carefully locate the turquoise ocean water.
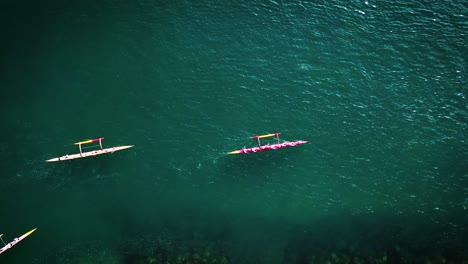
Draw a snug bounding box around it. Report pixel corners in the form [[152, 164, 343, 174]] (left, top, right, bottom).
[[0, 0, 467, 263]]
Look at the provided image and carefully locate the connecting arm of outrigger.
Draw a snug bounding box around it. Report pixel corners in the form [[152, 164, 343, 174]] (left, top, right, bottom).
[[74, 138, 104, 156], [251, 133, 280, 146]]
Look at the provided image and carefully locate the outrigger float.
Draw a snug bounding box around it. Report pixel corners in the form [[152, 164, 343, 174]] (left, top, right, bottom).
[[0, 228, 37, 255], [46, 137, 134, 162], [228, 133, 308, 155]]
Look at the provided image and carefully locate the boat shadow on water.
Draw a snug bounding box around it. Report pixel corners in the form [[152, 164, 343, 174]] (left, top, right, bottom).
[[43, 154, 130, 190], [215, 147, 305, 185]]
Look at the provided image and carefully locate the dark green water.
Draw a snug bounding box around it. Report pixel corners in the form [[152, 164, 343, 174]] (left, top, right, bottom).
[[1, 0, 466, 263]]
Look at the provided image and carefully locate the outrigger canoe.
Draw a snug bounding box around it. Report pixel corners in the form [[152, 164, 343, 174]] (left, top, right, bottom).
[[228, 133, 308, 154], [46, 137, 134, 162], [0, 228, 37, 255]]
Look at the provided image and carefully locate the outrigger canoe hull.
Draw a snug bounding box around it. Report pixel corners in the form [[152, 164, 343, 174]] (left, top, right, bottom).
[[0, 228, 37, 255], [46, 145, 134, 162], [229, 140, 308, 154]]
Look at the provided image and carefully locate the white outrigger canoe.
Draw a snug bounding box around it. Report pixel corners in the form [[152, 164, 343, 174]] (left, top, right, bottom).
[[46, 137, 134, 162]]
